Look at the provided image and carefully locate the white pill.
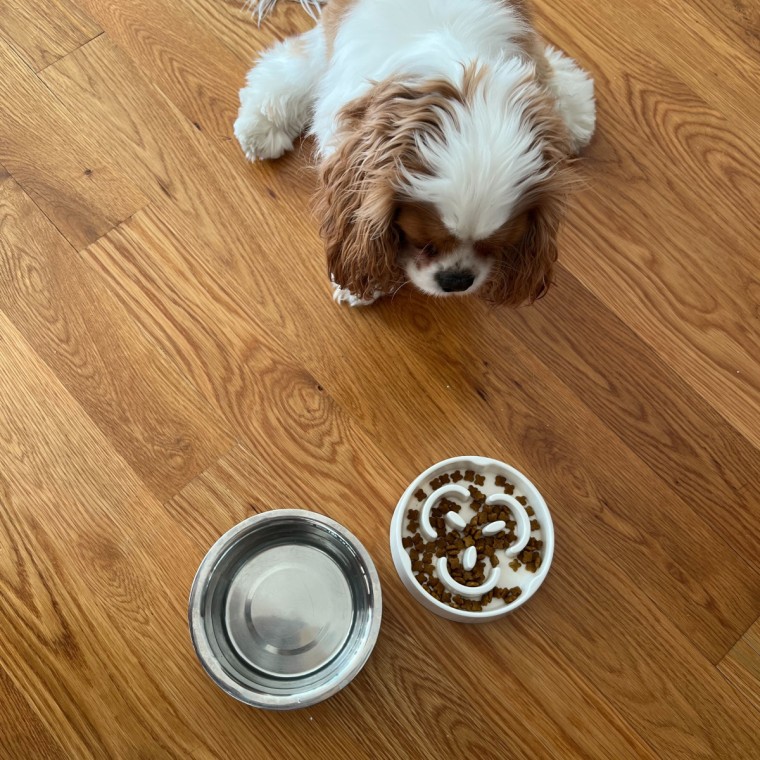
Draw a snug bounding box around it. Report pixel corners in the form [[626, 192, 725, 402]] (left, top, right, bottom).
[[444, 511, 467, 531], [483, 520, 506, 536], [463, 546, 477, 571]]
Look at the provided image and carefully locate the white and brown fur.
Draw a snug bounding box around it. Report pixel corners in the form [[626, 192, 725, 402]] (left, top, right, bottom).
[[235, 0, 595, 306]]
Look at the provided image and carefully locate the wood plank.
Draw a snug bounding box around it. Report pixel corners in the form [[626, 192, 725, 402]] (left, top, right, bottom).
[[0, 315, 653, 760], [182, 0, 309, 61], [531, 2, 760, 246], [0, 0, 100, 71], [526, 5, 760, 449], [682, 0, 760, 61], [83, 206, 760, 751], [0, 314, 367, 760], [39, 33, 307, 265], [534, 0, 760, 132], [0, 316, 215, 758], [96, 187, 760, 660], [505, 266, 760, 568], [9, 3, 760, 757], [170, 444, 659, 760], [173, 443, 760, 760], [563, 192, 760, 449], [719, 618, 760, 712], [0, 176, 233, 500], [40, 33, 320, 348], [56, 3, 760, 451], [0, 667, 67, 760], [0, 42, 146, 249], [524, 535, 760, 759], [72, 0, 305, 138], [533, 0, 760, 258]]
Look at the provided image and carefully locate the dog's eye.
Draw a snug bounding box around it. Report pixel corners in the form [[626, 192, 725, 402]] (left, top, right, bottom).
[[421, 244, 438, 258]]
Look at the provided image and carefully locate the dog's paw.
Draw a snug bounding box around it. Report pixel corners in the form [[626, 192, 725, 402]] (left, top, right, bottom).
[[330, 280, 381, 307], [233, 109, 294, 161]]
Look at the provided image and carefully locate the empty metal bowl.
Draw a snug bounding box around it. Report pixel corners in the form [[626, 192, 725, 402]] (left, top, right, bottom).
[[189, 510, 382, 710]]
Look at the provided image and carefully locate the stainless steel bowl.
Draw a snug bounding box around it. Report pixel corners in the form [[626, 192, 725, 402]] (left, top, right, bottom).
[[189, 510, 382, 710]]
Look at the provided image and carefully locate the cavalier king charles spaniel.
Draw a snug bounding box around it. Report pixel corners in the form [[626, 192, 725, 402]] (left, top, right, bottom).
[[235, 0, 595, 306]]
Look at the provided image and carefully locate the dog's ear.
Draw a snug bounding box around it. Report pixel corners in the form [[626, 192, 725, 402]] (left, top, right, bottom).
[[316, 123, 401, 299], [480, 179, 569, 307], [510, 196, 560, 303], [315, 83, 406, 299], [315, 78, 457, 299], [482, 86, 578, 306]]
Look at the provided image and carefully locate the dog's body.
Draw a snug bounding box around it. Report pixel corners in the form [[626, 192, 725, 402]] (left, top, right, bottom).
[[235, 0, 595, 305]]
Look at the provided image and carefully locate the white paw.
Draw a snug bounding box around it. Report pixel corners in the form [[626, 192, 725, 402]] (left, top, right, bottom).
[[545, 46, 596, 154], [330, 280, 381, 307], [233, 108, 295, 161]]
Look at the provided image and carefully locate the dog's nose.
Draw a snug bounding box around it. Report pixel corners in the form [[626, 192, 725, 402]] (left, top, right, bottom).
[[435, 269, 475, 293]]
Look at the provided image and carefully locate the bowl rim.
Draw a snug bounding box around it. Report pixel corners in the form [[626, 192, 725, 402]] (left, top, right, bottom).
[[390, 456, 554, 622], [188, 509, 383, 709]]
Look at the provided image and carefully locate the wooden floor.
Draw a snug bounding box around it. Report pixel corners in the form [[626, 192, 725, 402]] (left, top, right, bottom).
[[1, 0, 759, 757]]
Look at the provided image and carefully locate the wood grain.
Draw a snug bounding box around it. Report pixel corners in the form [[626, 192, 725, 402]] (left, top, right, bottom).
[[0, 316, 207, 758], [56, 42, 758, 661], [170, 444, 659, 760], [88, 200, 760, 666], [0, 42, 146, 250], [82, 200, 759, 752], [0, 316, 370, 760], [0, 0, 100, 71], [172, 443, 760, 759], [719, 617, 760, 712], [0, 667, 66, 760], [42, 15, 759, 712], [39, 33, 309, 293], [535, 0, 760, 133], [72, 0, 297, 138], [2, 0, 760, 757], [685, 0, 760, 57], [528, 2, 760, 450], [505, 266, 760, 570], [0, 176, 233, 500]]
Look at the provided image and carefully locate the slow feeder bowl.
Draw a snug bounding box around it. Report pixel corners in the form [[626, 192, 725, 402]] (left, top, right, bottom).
[[390, 456, 554, 623]]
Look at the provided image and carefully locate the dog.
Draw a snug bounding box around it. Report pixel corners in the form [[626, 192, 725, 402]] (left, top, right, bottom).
[[235, 0, 595, 306]]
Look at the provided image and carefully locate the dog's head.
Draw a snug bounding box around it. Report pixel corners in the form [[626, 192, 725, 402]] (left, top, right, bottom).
[[316, 60, 576, 305]]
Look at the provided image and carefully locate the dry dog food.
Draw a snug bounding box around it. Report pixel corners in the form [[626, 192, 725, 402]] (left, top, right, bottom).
[[403, 469, 544, 612]]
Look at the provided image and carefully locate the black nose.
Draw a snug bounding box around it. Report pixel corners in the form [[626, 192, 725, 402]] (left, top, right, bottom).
[[435, 269, 475, 293]]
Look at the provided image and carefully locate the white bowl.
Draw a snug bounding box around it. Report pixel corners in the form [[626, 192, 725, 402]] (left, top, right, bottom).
[[390, 456, 554, 623]]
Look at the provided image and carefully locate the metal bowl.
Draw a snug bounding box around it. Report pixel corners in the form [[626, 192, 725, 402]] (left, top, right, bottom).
[[189, 510, 382, 710]]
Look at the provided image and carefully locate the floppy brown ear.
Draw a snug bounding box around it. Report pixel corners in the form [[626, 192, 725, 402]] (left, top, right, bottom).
[[483, 83, 578, 307], [481, 187, 566, 307], [514, 195, 562, 303], [315, 77, 458, 299], [316, 126, 401, 299]]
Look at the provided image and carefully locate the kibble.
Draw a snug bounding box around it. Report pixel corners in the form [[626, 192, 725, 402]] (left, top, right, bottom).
[[402, 468, 544, 612]]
